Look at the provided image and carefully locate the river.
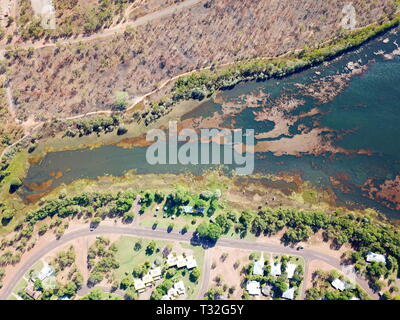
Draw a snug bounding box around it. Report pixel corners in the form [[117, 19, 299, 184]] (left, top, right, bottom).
[[22, 28, 400, 219]]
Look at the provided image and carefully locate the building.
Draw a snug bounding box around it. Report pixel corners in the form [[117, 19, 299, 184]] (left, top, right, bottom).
[[331, 279, 345, 291], [36, 264, 55, 281], [366, 252, 386, 265], [167, 287, 178, 298], [134, 279, 146, 293], [282, 287, 295, 300], [25, 283, 40, 300], [286, 263, 297, 279], [174, 281, 186, 296], [253, 253, 264, 276], [186, 255, 197, 269], [176, 254, 187, 268], [350, 297, 360, 300], [261, 285, 273, 297], [182, 206, 193, 214], [246, 281, 261, 296], [143, 274, 154, 287], [270, 263, 282, 276], [149, 267, 162, 281], [167, 253, 177, 268]]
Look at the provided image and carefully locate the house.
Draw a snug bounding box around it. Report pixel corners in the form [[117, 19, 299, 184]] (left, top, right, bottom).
[[366, 252, 386, 265], [174, 281, 186, 295], [167, 254, 177, 268], [134, 279, 146, 293], [186, 255, 197, 269], [261, 285, 273, 297], [282, 287, 295, 300], [286, 263, 297, 279], [143, 274, 154, 287], [36, 264, 55, 281], [167, 287, 178, 298], [176, 254, 187, 268], [25, 283, 40, 300], [182, 206, 193, 214], [270, 263, 282, 276], [246, 281, 261, 296], [149, 267, 162, 281], [350, 297, 360, 300], [331, 279, 345, 291], [253, 253, 264, 276]]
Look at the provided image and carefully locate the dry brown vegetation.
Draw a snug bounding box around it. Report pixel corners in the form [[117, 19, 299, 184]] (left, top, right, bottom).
[[3, 0, 397, 120]]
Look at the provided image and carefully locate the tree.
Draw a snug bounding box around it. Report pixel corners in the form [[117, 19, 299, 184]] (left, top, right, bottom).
[[88, 271, 103, 285], [120, 276, 134, 290], [146, 241, 157, 255], [114, 91, 129, 110], [9, 177, 22, 193], [190, 267, 201, 282], [196, 222, 222, 242], [117, 126, 128, 136]]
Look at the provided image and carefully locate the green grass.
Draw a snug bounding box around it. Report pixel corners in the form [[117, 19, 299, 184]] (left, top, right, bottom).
[[113, 236, 169, 281], [180, 243, 205, 299], [11, 278, 27, 297]]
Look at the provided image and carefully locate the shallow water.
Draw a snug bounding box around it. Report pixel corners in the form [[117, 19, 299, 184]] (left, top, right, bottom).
[[23, 28, 400, 218]]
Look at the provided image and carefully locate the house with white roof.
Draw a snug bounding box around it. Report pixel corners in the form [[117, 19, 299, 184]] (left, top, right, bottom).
[[366, 252, 386, 265], [36, 264, 54, 281], [350, 297, 360, 300], [246, 281, 261, 296], [331, 279, 345, 291], [134, 279, 146, 293], [286, 263, 297, 279], [167, 287, 178, 298], [143, 274, 154, 287], [149, 267, 162, 280], [174, 280, 186, 296], [186, 255, 197, 269], [270, 263, 282, 276], [282, 287, 295, 300], [167, 253, 177, 268], [176, 254, 187, 268], [253, 253, 264, 276], [182, 206, 193, 214]]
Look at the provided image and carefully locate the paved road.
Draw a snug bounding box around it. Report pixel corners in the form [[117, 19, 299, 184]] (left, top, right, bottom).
[[0, 225, 378, 300]]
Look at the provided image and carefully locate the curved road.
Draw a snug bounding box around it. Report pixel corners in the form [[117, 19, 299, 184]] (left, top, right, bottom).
[[0, 225, 377, 300]]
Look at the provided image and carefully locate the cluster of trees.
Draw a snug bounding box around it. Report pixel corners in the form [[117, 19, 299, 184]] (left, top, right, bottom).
[[24, 190, 137, 226], [81, 288, 122, 300], [306, 270, 368, 301], [22, 264, 84, 300], [87, 237, 119, 286], [52, 246, 76, 272], [349, 251, 398, 292], [65, 114, 121, 138]]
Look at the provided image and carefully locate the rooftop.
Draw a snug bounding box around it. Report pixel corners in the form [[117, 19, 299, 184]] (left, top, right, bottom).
[[246, 280, 261, 296], [286, 263, 297, 279], [366, 252, 386, 265], [331, 279, 345, 291], [282, 287, 295, 300], [270, 263, 282, 276], [253, 253, 264, 276]]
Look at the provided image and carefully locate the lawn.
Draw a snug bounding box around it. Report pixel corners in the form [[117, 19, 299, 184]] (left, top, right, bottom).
[[113, 236, 170, 281], [112, 236, 205, 299]]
